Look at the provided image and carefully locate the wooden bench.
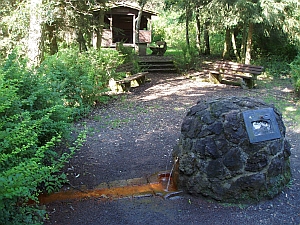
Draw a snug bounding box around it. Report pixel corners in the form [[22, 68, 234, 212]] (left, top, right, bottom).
[[149, 41, 167, 56], [207, 61, 264, 88], [109, 72, 148, 92]]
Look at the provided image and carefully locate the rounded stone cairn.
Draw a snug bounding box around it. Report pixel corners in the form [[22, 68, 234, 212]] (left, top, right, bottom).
[[173, 97, 291, 203]]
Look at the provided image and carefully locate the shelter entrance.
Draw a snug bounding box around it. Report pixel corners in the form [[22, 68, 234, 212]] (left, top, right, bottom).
[[112, 15, 133, 43]]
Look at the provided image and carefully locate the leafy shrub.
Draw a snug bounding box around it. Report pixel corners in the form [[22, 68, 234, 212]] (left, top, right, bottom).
[[253, 55, 291, 78], [290, 54, 300, 96], [38, 48, 124, 118], [0, 47, 126, 224], [0, 51, 86, 224], [116, 42, 134, 60], [170, 40, 200, 71], [253, 27, 298, 60]]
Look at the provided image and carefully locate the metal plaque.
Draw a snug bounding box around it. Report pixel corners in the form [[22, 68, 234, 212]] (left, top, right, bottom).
[[243, 108, 281, 143]]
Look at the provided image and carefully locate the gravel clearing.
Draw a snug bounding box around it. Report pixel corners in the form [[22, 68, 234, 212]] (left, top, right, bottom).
[[45, 72, 300, 225]]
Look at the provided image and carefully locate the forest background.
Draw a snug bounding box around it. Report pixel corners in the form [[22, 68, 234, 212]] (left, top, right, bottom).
[[0, 0, 300, 224]]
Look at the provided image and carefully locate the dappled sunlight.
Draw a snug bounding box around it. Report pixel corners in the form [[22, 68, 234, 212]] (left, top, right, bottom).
[[281, 87, 294, 93], [285, 106, 297, 112], [272, 86, 294, 93], [258, 73, 274, 80], [140, 75, 226, 101]]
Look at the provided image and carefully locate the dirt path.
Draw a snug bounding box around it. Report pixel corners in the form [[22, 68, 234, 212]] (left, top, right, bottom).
[[45, 72, 300, 225]]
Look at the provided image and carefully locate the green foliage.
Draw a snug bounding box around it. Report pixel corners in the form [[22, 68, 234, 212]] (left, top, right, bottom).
[[0, 1, 29, 63], [116, 42, 135, 62], [0, 47, 124, 224], [0, 51, 87, 225], [290, 54, 300, 96], [253, 27, 298, 60], [209, 33, 225, 56], [253, 55, 291, 78], [152, 10, 184, 47], [115, 42, 141, 73], [152, 25, 166, 43], [38, 48, 123, 118], [171, 41, 200, 71]]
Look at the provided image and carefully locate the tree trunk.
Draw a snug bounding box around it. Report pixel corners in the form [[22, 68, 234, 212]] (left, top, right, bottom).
[[195, 7, 202, 54], [203, 19, 210, 55], [77, 30, 87, 52], [93, 29, 99, 49], [231, 31, 241, 62], [27, 0, 44, 67], [135, 0, 146, 54], [185, 6, 190, 50], [223, 27, 231, 59], [240, 22, 248, 63], [96, 8, 105, 49], [245, 22, 254, 64], [46, 23, 58, 55], [92, 5, 105, 50]]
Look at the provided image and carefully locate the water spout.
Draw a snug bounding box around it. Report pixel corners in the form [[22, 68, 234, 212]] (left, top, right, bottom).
[[166, 157, 179, 192]]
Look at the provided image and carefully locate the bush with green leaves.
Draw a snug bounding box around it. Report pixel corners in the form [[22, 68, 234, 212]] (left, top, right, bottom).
[[0, 52, 86, 224], [0, 46, 128, 224], [38, 48, 124, 118], [253, 55, 291, 79], [290, 54, 300, 96]]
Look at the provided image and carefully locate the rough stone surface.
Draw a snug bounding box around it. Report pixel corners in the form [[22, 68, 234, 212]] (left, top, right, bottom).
[[173, 97, 291, 203]]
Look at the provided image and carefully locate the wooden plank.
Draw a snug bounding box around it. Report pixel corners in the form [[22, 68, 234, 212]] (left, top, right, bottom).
[[214, 61, 264, 73], [110, 72, 148, 92], [118, 72, 148, 83]]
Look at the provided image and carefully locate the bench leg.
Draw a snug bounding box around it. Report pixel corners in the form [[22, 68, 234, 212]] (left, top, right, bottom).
[[150, 48, 159, 55], [122, 81, 131, 92], [130, 75, 146, 87], [209, 72, 222, 84], [242, 78, 255, 89], [136, 75, 146, 85], [109, 78, 124, 92]]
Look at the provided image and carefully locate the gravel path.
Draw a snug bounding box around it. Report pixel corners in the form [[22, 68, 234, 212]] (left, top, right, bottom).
[[45, 72, 300, 225]]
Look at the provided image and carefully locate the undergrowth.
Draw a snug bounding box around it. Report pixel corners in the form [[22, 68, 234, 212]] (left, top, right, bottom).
[[0, 48, 124, 224]]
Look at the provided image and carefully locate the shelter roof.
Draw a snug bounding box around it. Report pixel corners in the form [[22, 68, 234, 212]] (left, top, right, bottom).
[[110, 2, 157, 15]]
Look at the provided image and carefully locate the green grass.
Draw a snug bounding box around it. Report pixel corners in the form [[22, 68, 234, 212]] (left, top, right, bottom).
[[256, 76, 300, 131], [164, 48, 184, 56], [107, 118, 131, 128], [250, 56, 300, 131], [93, 115, 102, 121]]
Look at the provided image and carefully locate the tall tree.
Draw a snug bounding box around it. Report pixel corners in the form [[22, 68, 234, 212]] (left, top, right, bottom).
[[185, 3, 191, 50], [217, 0, 300, 63], [45, 23, 58, 55], [194, 0, 213, 55], [27, 0, 44, 67], [195, 7, 202, 54], [92, 5, 106, 49], [135, 0, 147, 53], [203, 19, 210, 55], [223, 27, 231, 59], [245, 22, 253, 64]]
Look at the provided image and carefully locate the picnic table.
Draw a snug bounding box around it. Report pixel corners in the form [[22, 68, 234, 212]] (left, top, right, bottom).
[[149, 41, 167, 56]]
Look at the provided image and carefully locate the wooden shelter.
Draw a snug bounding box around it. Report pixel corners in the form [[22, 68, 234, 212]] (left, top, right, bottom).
[[101, 2, 157, 47]]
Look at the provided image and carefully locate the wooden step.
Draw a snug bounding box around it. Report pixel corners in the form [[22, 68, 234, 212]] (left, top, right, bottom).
[[115, 56, 177, 74], [145, 68, 177, 73], [138, 56, 177, 73], [139, 64, 175, 68]]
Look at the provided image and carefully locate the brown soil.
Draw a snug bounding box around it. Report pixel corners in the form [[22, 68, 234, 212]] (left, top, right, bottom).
[[45, 72, 300, 225]]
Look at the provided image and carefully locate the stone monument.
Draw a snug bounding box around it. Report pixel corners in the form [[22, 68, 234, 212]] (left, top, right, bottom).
[[173, 97, 291, 203]]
